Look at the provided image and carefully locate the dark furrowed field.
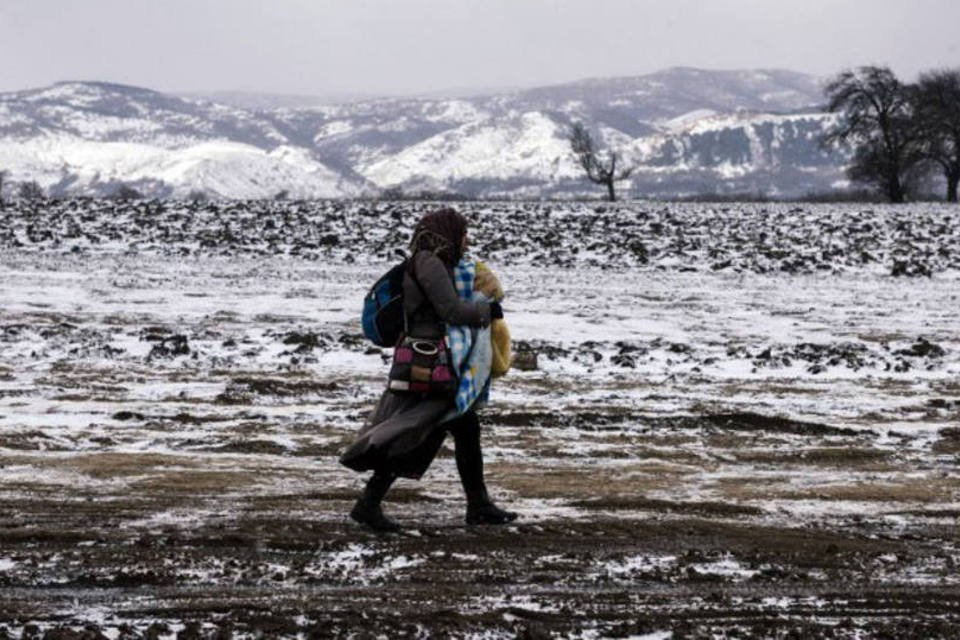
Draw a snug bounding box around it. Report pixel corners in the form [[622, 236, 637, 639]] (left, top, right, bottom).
[[1, 201, 959, 638]]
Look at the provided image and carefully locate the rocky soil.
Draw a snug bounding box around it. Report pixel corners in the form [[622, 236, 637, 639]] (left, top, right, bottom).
[[2, 199, 959, 276]]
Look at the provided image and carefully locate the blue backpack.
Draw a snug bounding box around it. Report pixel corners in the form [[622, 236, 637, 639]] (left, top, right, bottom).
[[362, 260, 408, 347]]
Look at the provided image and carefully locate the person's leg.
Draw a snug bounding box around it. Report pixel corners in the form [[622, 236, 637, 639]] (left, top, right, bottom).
[[451, 411, 518, 525], [350, 471, 401, 531], [451, 411, 484, 500]]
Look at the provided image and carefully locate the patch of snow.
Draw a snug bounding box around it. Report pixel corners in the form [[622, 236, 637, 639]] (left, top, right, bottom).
[[663, 109, 718, 131]]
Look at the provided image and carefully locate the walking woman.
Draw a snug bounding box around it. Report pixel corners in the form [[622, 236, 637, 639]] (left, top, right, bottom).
[[340, 208, 517, 531]]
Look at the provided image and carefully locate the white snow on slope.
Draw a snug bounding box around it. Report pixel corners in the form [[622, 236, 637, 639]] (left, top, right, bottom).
[[0, 135, 360, 198], [359, 111, 580, 188], [663, 109, 718, 131]]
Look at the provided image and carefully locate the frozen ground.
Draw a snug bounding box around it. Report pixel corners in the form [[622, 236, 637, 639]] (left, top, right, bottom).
[[1, 200, 959, 638]]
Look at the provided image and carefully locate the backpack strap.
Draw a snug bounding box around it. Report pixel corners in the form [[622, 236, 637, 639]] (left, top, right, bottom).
[[403, 255, 431, 337]]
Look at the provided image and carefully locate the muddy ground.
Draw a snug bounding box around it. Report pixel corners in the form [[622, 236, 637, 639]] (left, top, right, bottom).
[[1, 404, 959, 638], [1, 202, 959, 638]]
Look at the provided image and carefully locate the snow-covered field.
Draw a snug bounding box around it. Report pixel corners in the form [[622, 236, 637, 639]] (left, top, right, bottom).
[[1, 200, 959, 638]]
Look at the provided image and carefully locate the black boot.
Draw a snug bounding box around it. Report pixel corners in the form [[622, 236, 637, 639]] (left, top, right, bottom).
[[465, 487, 519, 525], [350, 472, 401, 532], [453, 412, 518, 526]]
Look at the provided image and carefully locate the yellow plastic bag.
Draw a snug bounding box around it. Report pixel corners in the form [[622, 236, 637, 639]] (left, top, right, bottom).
[[490, 318, 512, 378], [474, 261, 504, 301], [475, 261, 512, 378]]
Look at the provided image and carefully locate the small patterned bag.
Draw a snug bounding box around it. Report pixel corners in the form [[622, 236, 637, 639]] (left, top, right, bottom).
[[388, 335, 457, 395]]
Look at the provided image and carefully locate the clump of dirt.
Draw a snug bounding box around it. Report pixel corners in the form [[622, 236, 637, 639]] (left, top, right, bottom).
[[139, 327, 191, 359], [488, 407, 648, 430], [148, 335, 190, 359], [215, 376, 341, 403], [891, 259, 933, 277], [167, 412, 242, 425], [895, 336, 946, 358], [280, 330, 326, 353], [111, 410, 145, 421], [799, 446, 892, 464], [205, 439, 291, 455], [511, 350, 538, 371], [0, 430, 58, 451], [138, 326, 171, 342], [487, 410, 554, 427], [568, 496, 764, 516], [698, 412, 861, 436], [933, 427, 960, 454]]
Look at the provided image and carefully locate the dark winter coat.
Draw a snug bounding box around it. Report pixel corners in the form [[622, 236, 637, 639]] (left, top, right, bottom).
[[339, 250, 491, 478]]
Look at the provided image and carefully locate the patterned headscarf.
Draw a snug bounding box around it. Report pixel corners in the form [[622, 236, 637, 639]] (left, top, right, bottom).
[[408, 208, 468, 267]]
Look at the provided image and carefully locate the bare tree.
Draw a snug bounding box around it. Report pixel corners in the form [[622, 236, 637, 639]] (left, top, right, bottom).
[[18, 180, 44, 200], [569, 122, 632, 201], [823, 66, 923, 203], [915, 69, 960, 202]]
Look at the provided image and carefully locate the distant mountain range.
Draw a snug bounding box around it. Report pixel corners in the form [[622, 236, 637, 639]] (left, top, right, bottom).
[[0, 67, 849, 199]]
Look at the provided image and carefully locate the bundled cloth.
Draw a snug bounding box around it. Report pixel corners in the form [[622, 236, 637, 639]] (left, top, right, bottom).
[[442, 259, 512, 421]]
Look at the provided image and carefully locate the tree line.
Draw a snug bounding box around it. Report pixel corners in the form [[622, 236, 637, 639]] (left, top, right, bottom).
[[824, 66, 960, 203], [568, 65, 960, 203]]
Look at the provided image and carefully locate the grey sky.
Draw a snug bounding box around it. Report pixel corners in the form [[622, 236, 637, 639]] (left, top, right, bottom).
[[2, 0, 958, 96]]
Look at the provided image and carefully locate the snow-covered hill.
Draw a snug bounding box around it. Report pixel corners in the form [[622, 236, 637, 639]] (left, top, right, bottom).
[[0, 136, 360, 200], [0, 69, 846, 199], [628, 111, 846, 197], [0, 82, 363, 199]]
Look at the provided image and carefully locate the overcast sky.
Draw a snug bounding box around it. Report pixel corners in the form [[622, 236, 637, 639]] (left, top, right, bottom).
[[2, 0, 958, 97]]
